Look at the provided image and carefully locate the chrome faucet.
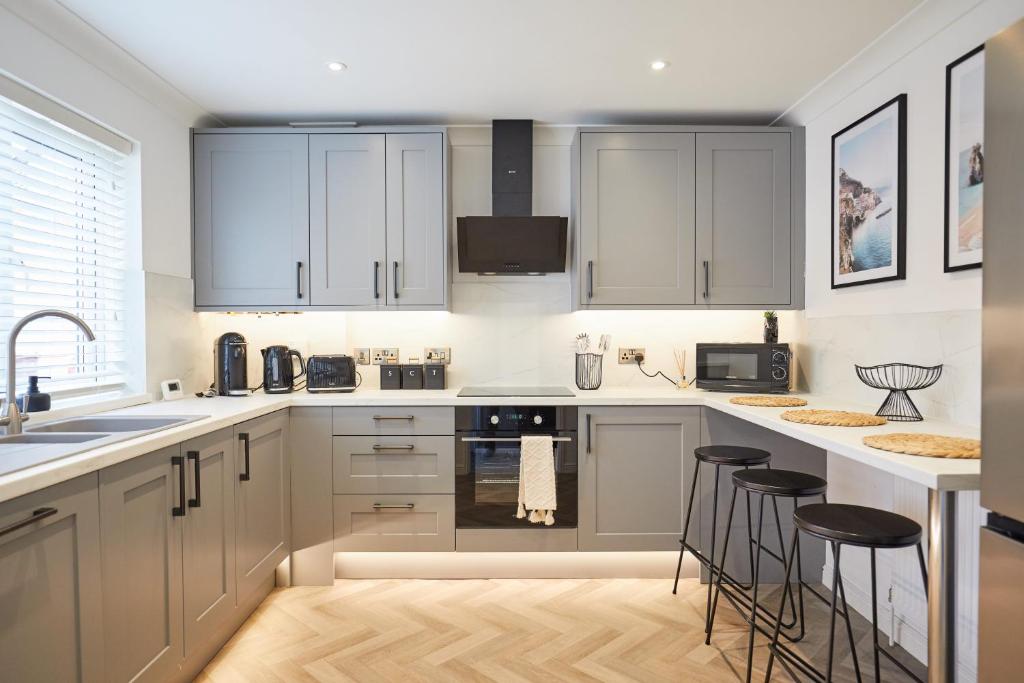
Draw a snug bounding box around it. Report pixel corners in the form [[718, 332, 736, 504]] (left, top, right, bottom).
[[2, 309, 96, 435]]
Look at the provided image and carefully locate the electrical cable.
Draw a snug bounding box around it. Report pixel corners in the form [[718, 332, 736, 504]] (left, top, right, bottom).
[[634, 356, 679, 387]]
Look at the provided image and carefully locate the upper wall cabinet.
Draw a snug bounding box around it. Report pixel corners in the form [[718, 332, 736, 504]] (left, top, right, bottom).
[[193, 134, 310, 308], [193, 128, 449, 311], [573, 127, 804, 310]]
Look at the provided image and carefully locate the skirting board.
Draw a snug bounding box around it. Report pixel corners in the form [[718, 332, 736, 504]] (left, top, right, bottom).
[[335, 550, 699, 579]]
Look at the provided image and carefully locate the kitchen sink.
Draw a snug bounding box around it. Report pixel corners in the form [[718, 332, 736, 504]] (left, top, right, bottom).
[[0, 433, 108, 444], [29, 416, 198, 433]]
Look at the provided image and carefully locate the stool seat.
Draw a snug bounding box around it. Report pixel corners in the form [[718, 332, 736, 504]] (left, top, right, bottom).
[[731, 468, 827, 497], [795, 503, 922, 548], [694, 445, 771, 466]]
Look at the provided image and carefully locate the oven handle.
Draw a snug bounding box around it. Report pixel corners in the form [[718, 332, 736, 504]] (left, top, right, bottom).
[[459, 437, 573, 443]]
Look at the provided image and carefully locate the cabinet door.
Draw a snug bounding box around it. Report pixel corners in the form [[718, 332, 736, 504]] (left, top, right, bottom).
[[385, 133, 445, 307], [695, 133, 791, 305], [579, 133, 696, 306], [0, 475, 104, 682], [235, 410, 290, 601], [578, 407, 700, 551], [99, 445, 184, 682], [181, 428, 236, 657], [309, 134, 387, 306], [193, 133, 310, 307]]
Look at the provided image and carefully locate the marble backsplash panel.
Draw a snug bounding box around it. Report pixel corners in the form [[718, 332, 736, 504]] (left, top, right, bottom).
[[798, 309, 981, 426]]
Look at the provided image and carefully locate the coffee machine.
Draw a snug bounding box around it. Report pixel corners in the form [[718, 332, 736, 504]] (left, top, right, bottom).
[[214, 332, 250, 396]]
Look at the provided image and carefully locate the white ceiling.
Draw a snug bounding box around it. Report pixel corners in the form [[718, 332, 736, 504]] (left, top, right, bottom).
[[56, 0, 923, 125]]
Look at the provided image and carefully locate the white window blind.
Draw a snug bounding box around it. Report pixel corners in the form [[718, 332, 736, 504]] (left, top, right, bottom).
[[0, 93, 129, 399]]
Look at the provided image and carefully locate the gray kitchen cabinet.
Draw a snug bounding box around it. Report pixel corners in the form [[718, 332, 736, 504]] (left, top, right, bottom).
[[334, 494, 455, 551], [181, 428, 236, 656], [193, 133, 310, 308], [578, 407, 701, 551], [234, 410, 290, 601], [578, 132, 696, 306], [333, 435, 455, 494], [309, 134, 387, 307], [696, 132, 792, 305], [0, 474, 104, 682], [99, 445, 184, 683], [385, 133, 446, 307]]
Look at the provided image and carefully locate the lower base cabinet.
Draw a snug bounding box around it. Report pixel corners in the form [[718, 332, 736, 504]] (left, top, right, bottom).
[[334, 494, 455, 551], [0, 474, 104, 682], [578, 407, 701, 551]]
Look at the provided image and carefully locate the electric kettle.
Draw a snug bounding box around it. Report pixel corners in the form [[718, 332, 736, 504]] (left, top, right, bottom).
[[261, 346, 305, 393]]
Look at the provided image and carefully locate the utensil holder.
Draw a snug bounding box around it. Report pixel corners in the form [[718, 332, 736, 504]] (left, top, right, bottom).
[[576, 353, 603, 391], [855, 363, 943, 421]]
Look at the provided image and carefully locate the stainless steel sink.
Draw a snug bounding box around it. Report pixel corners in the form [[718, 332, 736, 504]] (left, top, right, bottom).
[[0, 433, 108, 444], [29, 416, 197, 433]]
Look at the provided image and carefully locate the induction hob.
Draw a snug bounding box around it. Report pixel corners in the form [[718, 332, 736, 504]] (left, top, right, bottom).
[[456, 386, 575, 397]]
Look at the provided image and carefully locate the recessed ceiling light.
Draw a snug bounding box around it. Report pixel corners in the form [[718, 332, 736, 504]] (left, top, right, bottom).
[[326, 61, 347, 72], [650, 60, 669, 71]]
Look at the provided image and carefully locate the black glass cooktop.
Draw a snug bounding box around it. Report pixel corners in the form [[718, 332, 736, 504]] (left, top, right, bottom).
[[457, 386, 575, 397]]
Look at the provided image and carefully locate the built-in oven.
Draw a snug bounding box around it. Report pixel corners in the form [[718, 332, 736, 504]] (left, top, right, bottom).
[[455, 405, 577, 529], [695, 342, 791, 393]]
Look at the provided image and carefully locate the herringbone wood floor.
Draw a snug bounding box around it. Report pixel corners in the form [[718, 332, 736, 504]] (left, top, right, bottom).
[[197, 578, 924, 682]]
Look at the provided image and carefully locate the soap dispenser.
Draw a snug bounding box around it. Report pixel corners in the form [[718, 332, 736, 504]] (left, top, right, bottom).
[[19, 375, 51, 412]]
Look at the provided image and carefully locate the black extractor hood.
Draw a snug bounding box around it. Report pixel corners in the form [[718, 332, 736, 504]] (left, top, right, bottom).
[[457, 119, 567, 274]]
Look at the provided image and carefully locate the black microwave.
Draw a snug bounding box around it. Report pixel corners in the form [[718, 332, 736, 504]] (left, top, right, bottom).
[[695, 343, 791, 393]]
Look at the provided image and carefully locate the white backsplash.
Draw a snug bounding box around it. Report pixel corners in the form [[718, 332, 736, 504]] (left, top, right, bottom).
[[799, 309, 981, 426]]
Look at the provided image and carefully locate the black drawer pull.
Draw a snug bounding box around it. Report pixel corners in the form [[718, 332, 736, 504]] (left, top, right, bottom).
[[238, 433, 251, 481], [296, 261, 304, 299], [187, 450, 201, 508], [372, 415, 415, 421], [172, 455, 186, 517], [393, 261, 400, 299], [373, 260, 380, 299], [0, 507, 57, 537], [372, 444, 416, 451], [372, 503, 415, 510]]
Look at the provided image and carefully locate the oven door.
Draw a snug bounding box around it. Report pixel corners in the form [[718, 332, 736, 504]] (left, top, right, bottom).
[[455, 432, 577, 528]]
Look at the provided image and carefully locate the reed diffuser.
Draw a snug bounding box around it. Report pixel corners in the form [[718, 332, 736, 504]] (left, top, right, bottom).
[[673, 348, 687, 389]]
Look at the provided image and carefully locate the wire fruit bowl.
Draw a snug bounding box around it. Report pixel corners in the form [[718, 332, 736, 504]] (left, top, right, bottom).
[[855, 363, 943, 422]]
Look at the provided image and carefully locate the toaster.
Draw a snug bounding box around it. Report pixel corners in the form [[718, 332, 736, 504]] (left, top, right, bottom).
[[305, 355, 358, 392]]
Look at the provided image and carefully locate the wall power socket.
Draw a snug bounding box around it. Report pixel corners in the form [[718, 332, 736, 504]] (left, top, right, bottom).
[[371, 348, 400, 365], [618, 347, 646, 364]]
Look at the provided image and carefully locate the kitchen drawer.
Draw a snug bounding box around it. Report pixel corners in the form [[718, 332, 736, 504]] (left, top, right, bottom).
[[333, 494, 455, 551], [332, 406, 454, 436], [333, 436, 454, 494]]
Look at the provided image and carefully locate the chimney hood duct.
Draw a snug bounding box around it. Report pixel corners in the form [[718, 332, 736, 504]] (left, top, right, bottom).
[[457, 119, 567, 274]]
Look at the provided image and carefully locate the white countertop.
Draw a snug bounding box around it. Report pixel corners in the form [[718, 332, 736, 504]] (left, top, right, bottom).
[[0, 386, 980, 504]]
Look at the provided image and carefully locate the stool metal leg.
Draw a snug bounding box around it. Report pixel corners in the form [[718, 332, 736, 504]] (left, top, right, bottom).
[[837, 564, 863, 683], [764, 528, 799, 682], [744, 492, 765, 682], [826, 542, 842, 682], [704, 464, 722, 636], [673, 459, 701, 595], [916, 542, 928, 597], [706, 486, 738, 644], [871, 548, 881, 683]]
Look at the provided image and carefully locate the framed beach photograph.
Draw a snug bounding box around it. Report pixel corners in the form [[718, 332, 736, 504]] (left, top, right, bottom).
[[831, 94, 907, 289], [944, 45, 985, 272]]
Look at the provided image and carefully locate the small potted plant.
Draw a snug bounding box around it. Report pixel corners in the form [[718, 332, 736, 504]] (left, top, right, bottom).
[[763, 311, 778, 343]]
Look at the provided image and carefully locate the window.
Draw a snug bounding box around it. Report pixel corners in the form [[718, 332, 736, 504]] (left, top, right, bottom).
[[0, 93, 130, 399]]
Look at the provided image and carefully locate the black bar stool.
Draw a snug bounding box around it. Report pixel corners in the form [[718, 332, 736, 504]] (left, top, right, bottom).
[[673, 445, 773, 642], [708, 468, 862, 683], [765, 503, 928, 683]]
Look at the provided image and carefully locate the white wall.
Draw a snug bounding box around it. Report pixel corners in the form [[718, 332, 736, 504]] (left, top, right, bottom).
[[0, 0, 212, 397]]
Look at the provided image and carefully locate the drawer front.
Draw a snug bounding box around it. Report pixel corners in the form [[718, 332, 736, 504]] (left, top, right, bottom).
[[333, 494, 454, 551], [332, 406, 454, 436], [333, 436, 454, 494]]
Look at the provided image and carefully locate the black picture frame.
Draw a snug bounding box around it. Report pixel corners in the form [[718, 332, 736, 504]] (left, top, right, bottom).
[[943, 44, 985, 273], [830, 94, 907, 289]]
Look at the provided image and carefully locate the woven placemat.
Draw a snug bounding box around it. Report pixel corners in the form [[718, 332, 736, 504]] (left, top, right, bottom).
[[863, 433, 980, 459], [730, 396, 809, 407], [781, 409, 887, 427]]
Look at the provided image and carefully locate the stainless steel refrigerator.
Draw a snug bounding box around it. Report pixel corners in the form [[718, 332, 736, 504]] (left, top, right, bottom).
[[979, 15, 1024, 683]]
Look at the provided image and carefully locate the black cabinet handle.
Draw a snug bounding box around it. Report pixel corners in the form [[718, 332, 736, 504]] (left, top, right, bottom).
[[372, 503, 415, 510], [172, 455, 186, 517], [393, 261, 400, 299], [587, 261, 594, 300], [373, 260, 380, 299], [703, 260, 709, 300], [0, 507, 57, 537], [586, 413, 592, 454], [187, 450, 201, 508], [238, 433, 251, 482], [372, 444, 416, 451], [372, 415, 415, 421], [296, 261, 304, 299]]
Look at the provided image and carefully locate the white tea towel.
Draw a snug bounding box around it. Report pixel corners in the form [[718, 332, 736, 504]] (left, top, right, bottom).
[[516, 435, 557, 525]]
